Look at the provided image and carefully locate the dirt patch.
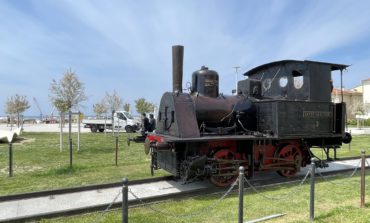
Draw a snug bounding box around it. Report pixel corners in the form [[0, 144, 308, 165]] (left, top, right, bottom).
[[0, 165, 43, 174], [12, 137, 35, 145]]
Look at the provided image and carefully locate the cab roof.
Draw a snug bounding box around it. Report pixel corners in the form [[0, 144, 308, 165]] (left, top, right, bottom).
[[243, 60, 349, 77]]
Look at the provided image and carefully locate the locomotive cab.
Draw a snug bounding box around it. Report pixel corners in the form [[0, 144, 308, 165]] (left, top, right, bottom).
[[243, 60, 344, 101]]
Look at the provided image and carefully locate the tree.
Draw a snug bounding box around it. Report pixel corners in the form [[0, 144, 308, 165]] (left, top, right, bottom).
[[104, 91, 123, 114], [49, 69, 87, 111], [49, 69, 87, 153], [93, 101, 107, 117], [123, 103, 131, 113], [5, 94, 30, 127], [135, 98, 155, 114]]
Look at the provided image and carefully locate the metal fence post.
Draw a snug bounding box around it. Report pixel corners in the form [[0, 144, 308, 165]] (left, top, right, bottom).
[[349, 130, 351, 151], [9, 143, 13, 177], [77, 111, 80, 151], [310, 158, 315, 222], [112, 110, 115, 136], [239, 166, 244, 223], [60, 114, 63, 152], [69, 110, 72, 168], [115, 136, 119, 166], [361, 150, 366, 208], [69, 138, 73, 168], [122, 178, 128, 223]]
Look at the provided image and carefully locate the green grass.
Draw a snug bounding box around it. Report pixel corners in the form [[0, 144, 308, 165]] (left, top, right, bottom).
[[311, 134, 370, 159], [40, 172, 370, 223], [0, 132, 168, 195], [0, 132, 369, 196]]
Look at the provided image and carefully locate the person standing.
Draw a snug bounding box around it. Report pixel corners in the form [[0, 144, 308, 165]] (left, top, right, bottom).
[[141, 113, 150, 135], [149, 114, 156, 132]]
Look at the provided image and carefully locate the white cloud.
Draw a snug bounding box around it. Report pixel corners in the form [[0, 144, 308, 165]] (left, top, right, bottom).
[[1, 0, 370, 115]]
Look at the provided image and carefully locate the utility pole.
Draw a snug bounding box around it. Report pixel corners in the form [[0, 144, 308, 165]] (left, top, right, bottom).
[[233, 66, 241, 95]]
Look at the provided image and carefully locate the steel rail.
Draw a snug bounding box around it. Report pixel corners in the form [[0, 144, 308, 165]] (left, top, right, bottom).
[[2, 159, 369, 223], [0, 176, 173, 202]]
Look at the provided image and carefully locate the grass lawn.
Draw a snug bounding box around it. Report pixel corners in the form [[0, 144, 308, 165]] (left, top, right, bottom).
[[0, 132, 168, 196], [0, 132, 369, 196], [311, 134, 370, 159], [40, 171, 370, 223]]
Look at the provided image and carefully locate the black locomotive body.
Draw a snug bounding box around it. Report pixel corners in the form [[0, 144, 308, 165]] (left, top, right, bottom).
[[145, 45, 351, 186]]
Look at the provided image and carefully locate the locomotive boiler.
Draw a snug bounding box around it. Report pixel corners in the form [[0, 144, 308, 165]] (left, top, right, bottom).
[[145, 45, 351, 187]]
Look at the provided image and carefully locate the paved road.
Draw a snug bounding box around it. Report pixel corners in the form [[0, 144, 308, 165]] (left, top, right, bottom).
[[0, 123, 92, 133], [1, 124, 370, 134]]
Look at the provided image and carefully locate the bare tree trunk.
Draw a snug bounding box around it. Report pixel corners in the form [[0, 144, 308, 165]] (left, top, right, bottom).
[[60, 113, 63, 152], [10, 114, 13, 130], [104, 113, 107, 136], [17, 112, 20, 128]]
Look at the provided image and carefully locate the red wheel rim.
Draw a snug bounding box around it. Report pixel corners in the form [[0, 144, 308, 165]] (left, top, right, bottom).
[[277, 145, 302, 177], [210, 149, 238, 187]]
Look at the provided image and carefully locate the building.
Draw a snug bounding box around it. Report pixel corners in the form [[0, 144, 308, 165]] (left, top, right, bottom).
[[331, 77, 370, 120], [362, 78, 370, 114], [331, 88, 363, 119]]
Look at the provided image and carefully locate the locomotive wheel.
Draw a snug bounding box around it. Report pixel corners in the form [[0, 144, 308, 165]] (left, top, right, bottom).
[[210, 149, 238, 187], [277, 145, 302, 177]]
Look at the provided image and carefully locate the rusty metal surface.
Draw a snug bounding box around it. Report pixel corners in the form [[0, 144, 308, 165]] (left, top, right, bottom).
[[156, 92, 199, 138], [172, 45, 184, 93], [191, 66, 219, 98]]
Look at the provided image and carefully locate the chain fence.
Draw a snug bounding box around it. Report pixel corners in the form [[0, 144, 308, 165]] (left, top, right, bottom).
[[315, 160, 365, 186], [93, 156, 368, 222], [243, 168, 311, 201], [92, 189, 122, 223], [128, 177, 239, 219]]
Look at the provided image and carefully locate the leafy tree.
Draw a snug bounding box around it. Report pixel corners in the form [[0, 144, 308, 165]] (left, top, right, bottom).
[[123, 103, 131, 113], [135, 98, 155, 114], [49, 69, 87, 111], [104, 91, 123, 114], [4, 98, 15, 115], [49, 69, 87, 152], [93, 101, 107, 117], [5, 94, 30, 127]]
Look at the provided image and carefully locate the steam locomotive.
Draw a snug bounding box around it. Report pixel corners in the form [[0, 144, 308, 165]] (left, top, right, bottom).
[[144, 45, 352, 187]]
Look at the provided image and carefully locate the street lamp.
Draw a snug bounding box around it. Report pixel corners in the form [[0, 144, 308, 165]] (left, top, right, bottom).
[[233, 66, 241, 95]]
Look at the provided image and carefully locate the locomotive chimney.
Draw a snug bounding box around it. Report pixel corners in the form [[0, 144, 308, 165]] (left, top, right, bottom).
[[172, 45, 184, 93]]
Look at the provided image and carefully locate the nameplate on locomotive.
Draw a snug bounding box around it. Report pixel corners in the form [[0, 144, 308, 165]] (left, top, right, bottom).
[[303, 111, 330, 118]]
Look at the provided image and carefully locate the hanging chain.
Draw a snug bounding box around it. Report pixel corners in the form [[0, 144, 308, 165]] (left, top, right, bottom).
[[316, 160, 362, 186], [243, 169, 311, 201], [92, 189, 122, 223], [129, 177, 239, 218]]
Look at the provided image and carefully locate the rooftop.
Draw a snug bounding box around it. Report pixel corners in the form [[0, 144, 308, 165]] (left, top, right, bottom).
[[332, 88, 362, 95]]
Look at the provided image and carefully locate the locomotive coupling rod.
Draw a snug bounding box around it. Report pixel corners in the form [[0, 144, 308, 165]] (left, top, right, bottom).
[[360, 150, 366, 208]]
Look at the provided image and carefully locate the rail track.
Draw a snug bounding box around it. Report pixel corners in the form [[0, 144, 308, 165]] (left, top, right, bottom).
[[1, 157, 369, 223], [0, 176, 174, 203]]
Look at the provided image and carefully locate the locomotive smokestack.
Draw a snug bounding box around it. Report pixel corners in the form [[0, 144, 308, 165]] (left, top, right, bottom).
[[172, 45, 184, 93]]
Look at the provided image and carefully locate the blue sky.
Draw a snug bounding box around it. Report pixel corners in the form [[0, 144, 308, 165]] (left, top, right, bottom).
[[1, 0, 370, 116]]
